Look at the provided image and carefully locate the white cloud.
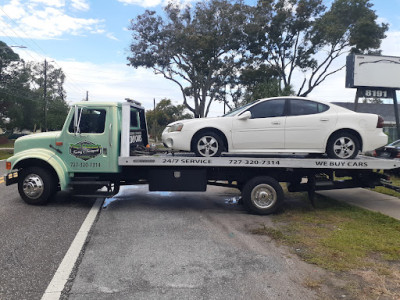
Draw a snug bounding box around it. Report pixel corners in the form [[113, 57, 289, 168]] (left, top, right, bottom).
[[117, 0, 197, 8], [70, 0, 89, 11], [117, 0, 162, 8], [381, 31, 400, 57], [30, 0, 64, 7], [56, 60, 183, 111], [0, 0, 104, 39], [106, 32, 119, 41]]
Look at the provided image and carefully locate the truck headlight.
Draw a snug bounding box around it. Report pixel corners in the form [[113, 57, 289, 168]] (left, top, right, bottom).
[[169, 123, 184, 132]]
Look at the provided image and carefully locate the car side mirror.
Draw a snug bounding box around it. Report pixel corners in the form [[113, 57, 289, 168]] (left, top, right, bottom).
[[238, 111, 251, 120]]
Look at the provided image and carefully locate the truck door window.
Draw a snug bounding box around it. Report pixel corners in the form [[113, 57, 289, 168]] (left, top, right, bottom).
[[69, 108, 106, 134]]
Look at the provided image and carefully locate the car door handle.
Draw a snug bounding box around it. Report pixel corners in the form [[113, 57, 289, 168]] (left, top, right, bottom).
[[320, 118, 329, 122], [271, 121, 281, 125]]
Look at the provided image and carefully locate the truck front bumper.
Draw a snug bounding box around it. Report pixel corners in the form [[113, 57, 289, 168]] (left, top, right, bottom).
[[4, 171, 18, 186]]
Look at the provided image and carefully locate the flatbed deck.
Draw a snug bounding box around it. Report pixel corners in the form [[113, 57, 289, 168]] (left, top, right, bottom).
[[119, 154, 400, 170]]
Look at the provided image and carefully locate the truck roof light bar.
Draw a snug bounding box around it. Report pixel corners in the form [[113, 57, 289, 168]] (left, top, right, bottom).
[[125, 98, 142, 106]]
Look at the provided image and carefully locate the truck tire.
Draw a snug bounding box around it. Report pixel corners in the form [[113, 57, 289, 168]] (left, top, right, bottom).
[[18, 167, 57, 205], [242, 176, 283, 215]]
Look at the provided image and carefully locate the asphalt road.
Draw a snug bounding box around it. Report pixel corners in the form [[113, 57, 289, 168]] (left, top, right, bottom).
[[0, 160, 96, 300], [67, 185, 319, 300]]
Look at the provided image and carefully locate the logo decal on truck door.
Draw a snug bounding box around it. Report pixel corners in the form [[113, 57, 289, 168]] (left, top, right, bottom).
[[69, 140, 102, 161]]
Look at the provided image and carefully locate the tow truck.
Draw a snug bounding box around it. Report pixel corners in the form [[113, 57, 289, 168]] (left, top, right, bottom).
[[4, 99, 400, 215]]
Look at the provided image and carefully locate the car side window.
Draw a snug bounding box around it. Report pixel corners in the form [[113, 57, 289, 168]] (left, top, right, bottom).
[[289, 100, 329, 116], [247, 99, 286, 119], [68, 108, 106, 134]]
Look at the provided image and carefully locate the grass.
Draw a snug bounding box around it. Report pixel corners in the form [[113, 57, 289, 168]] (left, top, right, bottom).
[[0, 149, 13, 160], [251, 195, 400, 271], [0, 140, 14, 148], [250, 192, 400, 297], [0, 139, 14, 160], [372, 173, 400, 198]]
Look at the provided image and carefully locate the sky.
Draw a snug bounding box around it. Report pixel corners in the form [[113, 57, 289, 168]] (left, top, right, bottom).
[[1, 0, 400, 116]]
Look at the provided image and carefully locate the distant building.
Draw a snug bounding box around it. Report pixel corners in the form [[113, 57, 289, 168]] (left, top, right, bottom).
[[333, 102, 400, 142]]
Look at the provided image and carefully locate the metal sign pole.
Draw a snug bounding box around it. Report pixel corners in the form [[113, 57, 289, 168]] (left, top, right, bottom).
[[393, 89, 400, 140]]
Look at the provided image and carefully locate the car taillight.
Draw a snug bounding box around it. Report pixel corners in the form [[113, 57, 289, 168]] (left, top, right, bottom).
[[377, 115, 384, 128], [396, 153, 400, 158], [372, 150, 377, 157]]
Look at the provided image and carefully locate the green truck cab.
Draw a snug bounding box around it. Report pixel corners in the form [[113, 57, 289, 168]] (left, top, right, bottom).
[[5, 100, 148, 205]]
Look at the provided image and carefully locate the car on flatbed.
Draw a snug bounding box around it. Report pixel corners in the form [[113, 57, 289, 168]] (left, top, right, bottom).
[[162, 96, 387, 159]]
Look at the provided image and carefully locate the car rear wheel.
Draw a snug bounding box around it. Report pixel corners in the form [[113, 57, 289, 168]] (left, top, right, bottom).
[[193, 132, 224, 157], [327, 132, 360, 159]]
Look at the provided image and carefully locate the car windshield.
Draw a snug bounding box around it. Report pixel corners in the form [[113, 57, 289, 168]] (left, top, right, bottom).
[[389, 140, 400, 147], [223, 100, 259, 117]]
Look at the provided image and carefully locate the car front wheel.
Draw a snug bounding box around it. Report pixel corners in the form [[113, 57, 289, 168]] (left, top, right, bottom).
[[327, 132, 360, 159], [193, 132, 224, 157]]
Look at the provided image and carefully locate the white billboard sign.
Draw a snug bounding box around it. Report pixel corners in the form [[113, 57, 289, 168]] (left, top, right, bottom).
[[346, 54, 400, 89]]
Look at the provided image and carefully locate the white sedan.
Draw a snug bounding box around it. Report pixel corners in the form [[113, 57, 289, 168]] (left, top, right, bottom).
[[162, 97, 388, 159]]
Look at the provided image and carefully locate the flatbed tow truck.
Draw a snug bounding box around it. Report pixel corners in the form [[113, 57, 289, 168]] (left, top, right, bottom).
[[4, 99, 400, 214]]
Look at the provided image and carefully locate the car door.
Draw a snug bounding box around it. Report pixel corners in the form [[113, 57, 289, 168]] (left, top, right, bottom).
[[284, 99, 337, 150], [231, 99, 287, 150]]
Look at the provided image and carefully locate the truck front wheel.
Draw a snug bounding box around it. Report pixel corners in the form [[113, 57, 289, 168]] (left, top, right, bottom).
[[242, 176, 283, 215], [18, 167, 56, 205]]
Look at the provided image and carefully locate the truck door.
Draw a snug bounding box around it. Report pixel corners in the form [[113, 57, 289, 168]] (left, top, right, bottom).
[[58, 106, 116, 173]]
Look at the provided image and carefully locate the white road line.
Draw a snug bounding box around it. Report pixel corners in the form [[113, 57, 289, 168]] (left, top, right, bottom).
[[41, 198, 104, 300]]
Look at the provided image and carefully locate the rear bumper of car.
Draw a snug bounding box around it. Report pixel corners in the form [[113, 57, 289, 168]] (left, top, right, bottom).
[[362, 131, 388, 152]]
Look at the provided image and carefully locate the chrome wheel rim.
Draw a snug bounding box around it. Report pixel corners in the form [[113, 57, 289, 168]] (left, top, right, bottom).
[[23, 174, 44, 199], [333, 137, 355, 159], [250, 184, 277, 209], [197, 136, 219, 157]]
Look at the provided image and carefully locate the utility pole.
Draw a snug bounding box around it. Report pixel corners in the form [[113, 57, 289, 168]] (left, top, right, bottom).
[[153, 98, 157, 142], [43, 59, 47, 132], [86, 91, 89, 101]]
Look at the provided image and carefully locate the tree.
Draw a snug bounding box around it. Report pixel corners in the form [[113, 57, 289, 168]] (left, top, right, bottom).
[[0, 41, 69, 132], [146, 99, 192, 140], [239, 65, 294, 104], [28, 61, 68, 131], [127, 0, 249, 118], [0, 41, 24, 129], [249, 0, 388, 97]]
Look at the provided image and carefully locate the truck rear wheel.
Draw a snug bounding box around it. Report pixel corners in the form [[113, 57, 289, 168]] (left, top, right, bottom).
[[18, 167, 56, 205], [242, 176, 283, 215]]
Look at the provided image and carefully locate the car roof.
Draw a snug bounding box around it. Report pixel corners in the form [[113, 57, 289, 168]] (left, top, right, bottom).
[[257, 96, 325, 102]]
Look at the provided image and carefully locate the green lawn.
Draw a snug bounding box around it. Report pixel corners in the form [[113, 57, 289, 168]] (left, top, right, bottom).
[[250, 190, 400, 298]]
